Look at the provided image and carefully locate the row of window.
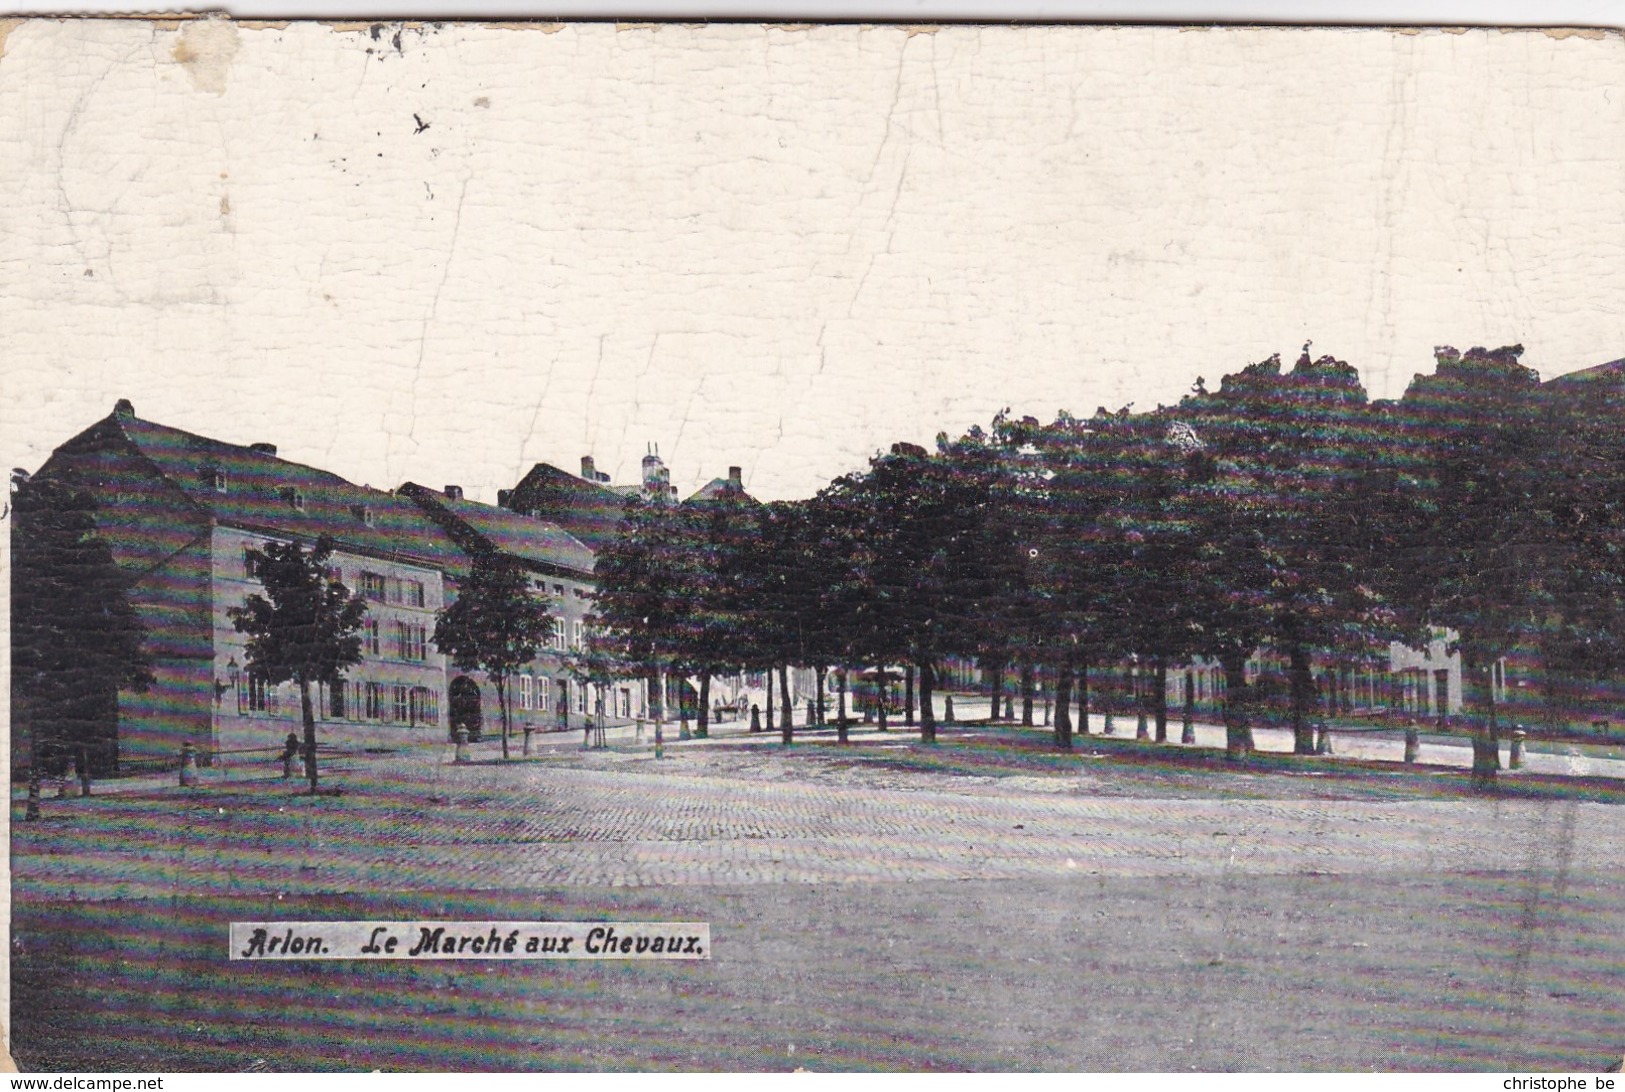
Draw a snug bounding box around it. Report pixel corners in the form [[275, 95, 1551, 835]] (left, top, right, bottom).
[[241, 550, 429, 610], [237, 677, 440, 726], [206, 470, 380, 524], [359, 570, 428, 608], [530, 578, 592, 603], [237, 674, 637, 724], [511, 677, 632, 718], [550, 618, 587, 651], [362, 620, 430, 662]]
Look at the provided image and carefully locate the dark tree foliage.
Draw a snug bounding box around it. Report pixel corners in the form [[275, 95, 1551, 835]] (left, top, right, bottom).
[[946, 416, 1043, 732], [586, 496, 696, 730], [1393, 345, 1549, 786], [1534, 384, 1625, 721], [679, 487, 764, 737], [1179, 350, 1406, 755], [435, 550, 555, 761], [589, 340, 1622, 787], [12, 477, 153, 815], [832, 441, 999, 744], [745, 499, 817, 742], [230, 536, 367, 791]]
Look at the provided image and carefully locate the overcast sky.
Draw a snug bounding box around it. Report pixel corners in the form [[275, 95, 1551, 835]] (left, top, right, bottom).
[[3, 21, 1622, 502]]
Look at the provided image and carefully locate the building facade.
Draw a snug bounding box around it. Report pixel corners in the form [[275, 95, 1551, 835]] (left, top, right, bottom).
[[27, 401, 466, 766], [400, 482, 652, 734]]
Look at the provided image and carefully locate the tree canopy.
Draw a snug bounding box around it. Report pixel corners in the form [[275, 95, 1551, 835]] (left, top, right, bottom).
[[433, 550, 554, 760], [12, 476, 153, 814]]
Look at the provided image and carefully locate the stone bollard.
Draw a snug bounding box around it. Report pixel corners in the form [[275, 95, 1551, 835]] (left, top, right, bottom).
[[1315, 722, 1334, 756], [524, 726, 534, 756], [751, 704, 762, 732], [1136, 709, 1150, 740], [56, 768, 72, 799], [1510, 728, 1526, 770], [454, 727, 470, 765], [944, 695, 956, 724], [1404, 724, 1420, 764], [1181, 707, 1196, 745], [282, 732, 300, 780], [635, 715, 646, 743], [1104, 710, 1116, 735], [179, 744, 199, 788]]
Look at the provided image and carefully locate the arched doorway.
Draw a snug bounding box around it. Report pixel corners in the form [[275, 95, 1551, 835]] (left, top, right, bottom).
[[449, 676, 482, 741]]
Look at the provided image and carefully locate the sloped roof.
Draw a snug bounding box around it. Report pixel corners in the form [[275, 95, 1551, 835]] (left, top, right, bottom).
[[48, 407, 467, 574], [504, 461, 634, 554], [1544, 358, 1625, 389], [400, 483, 595, 576], [685, 478, 757, 505]]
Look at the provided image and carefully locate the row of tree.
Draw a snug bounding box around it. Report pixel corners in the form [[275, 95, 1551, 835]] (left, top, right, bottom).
[[586, 345, 1625, 787], [15, 343, 1620, 802]]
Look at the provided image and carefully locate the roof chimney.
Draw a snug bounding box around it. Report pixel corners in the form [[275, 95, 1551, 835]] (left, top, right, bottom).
[[581, 455, 596, 479], [444, 485, 463, 500], [114, 398, 134, 418], [728, 466, 742, 488], [497, 488, 513, 508], [249, 443, 277, 457]]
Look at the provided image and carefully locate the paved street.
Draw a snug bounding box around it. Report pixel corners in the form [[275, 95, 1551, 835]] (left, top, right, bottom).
[[13, 726, 1624, 901], [11, 727, 1625, 1072]]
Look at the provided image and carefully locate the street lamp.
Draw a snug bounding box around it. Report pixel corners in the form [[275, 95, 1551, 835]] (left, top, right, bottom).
[[215, 655, 238, 705], [227, 656, 241, 714]]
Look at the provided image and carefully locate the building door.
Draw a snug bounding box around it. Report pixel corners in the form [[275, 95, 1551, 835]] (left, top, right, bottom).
[[449, 676, 482, 742]]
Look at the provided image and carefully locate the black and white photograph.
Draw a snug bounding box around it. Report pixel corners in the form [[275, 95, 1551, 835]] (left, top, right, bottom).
[[3, 16, 1624, 1073]]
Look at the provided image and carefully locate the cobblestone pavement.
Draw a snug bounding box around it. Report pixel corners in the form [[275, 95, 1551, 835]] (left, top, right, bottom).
[[13, 735, 1621, 902]]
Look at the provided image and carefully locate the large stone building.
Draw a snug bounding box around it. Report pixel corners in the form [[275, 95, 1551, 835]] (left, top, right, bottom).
[[399, 482, 651, 733], [26, 401, 465, 765], [21, 402, 610, 769], [500, 448, 783, 719]]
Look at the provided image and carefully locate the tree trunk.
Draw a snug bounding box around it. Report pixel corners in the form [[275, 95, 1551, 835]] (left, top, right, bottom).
[[1219, 652, 1254, 761], [649, 671, 665, 723], [988, 663, 1004, 722], [1054, 663, 1074, 750], [1289, 643, 1315, 755], [698, 673, 711, 739], [904, 665, 916, 726], [25, 715, 42, 821], [301, 679, 321, 789], [78, 741, 92, 797], [1470, 661, 1499, 790], [918, 660, 937, 744], [816, 667, 827, 726], [1182, 668, 1196, 744], [836, 668, 849, 744], [877, 668, 889, 731], [1020, 663, 1035, 726], [764, 671, 773, 732], [1154, 659, 1169, 743], [779, 665, 794, 744], [1041, 664, 1051, 727], [1135, 663, 1150, 740], [1077, 661, 1090, 736]]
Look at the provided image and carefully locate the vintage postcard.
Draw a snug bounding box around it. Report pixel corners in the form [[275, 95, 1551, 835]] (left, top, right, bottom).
[[3, 18, 1624, 1073]]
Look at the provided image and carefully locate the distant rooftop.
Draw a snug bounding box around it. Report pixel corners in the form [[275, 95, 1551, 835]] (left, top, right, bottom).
[[42, 401, 465, 573]]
